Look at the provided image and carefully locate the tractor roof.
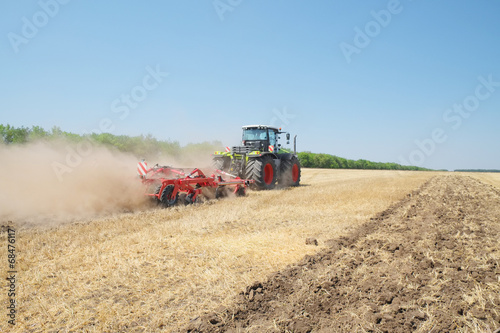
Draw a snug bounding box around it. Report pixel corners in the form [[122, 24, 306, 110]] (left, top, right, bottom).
[[242, 125, 280, 131]]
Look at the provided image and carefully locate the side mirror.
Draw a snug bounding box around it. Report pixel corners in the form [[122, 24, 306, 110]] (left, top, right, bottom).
[[286, 133, 290, 140]]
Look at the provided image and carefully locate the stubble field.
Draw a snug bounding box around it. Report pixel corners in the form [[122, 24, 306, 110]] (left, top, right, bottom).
[[1, 169, 499, 332]]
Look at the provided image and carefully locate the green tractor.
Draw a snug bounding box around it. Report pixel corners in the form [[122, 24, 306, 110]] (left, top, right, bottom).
[[212, 125, 301, 190]]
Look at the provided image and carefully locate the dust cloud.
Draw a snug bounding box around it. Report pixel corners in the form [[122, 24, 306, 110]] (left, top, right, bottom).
[[0, 140, 152, 227], [143, 147, 216, 171]]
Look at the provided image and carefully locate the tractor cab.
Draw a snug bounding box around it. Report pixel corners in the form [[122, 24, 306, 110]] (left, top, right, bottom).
[[242, 125, 281, 153]]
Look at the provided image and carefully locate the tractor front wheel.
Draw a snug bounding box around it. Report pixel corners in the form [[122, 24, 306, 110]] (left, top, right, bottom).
[[212, 157, 230, 172], [245, 155, 277, 190]]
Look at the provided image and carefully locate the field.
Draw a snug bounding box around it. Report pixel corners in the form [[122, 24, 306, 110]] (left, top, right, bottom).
[[1, 169, 500, 332]]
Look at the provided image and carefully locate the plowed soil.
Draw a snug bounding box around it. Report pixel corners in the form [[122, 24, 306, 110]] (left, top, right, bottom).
[[189, 175, 500, 332]]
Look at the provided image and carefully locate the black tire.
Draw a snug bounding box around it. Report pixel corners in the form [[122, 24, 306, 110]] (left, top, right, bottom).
[[212, 157, 230, 172], [186, 192, 202, 204], [280, 155, 301, 187], [245, 155, 277, 190], [153, 184, 162, 204], [160, 184, 178, 207]]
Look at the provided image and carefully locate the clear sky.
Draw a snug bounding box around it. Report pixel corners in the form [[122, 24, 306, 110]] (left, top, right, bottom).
[[1, 0, 499, 170]]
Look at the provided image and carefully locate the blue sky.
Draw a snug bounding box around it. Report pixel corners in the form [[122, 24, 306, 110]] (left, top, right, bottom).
[[1, 0, 499, 170]]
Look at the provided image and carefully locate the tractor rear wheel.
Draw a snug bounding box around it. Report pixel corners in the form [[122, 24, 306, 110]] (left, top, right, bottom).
[[280, 155, 301, 187], [245, 155, 277, 190], [160, 185, 178, 207]]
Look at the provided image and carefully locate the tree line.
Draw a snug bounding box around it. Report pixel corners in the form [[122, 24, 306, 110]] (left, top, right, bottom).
[[0, 124, 220, 160], [1, 124, 430, 170], [297, 152, 430, 171], [454, 169, 500, 173]]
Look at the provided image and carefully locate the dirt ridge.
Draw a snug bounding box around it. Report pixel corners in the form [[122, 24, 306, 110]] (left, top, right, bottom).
[[187, 175, 500, 332]]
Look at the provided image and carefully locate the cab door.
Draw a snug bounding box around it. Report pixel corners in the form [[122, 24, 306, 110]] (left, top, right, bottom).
[[268, 129, 277, 151]]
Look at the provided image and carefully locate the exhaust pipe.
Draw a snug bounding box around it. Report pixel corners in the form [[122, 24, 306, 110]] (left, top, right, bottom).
[[294, 135, 297, 154]]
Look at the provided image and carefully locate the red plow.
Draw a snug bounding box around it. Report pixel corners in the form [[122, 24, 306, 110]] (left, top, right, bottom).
[[137, 161, 254, 207]]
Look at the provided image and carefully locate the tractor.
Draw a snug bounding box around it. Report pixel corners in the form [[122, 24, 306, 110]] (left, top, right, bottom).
[[212, 125, 301, 190]]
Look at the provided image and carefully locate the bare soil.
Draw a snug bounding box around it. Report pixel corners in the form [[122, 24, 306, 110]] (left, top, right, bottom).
[[189, 175, 500, 332]]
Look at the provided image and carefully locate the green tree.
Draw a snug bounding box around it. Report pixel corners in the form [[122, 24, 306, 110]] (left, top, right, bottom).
[[0, 124, 29, 143], [29, 126, 48, 140]]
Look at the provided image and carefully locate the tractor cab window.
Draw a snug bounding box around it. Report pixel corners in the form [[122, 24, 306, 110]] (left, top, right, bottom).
[[243, 129, 267, 141], [269, 130, 276, 147]]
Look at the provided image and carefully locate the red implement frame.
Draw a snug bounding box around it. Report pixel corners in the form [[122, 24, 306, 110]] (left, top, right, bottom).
[[141, 165, 253, 206]]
